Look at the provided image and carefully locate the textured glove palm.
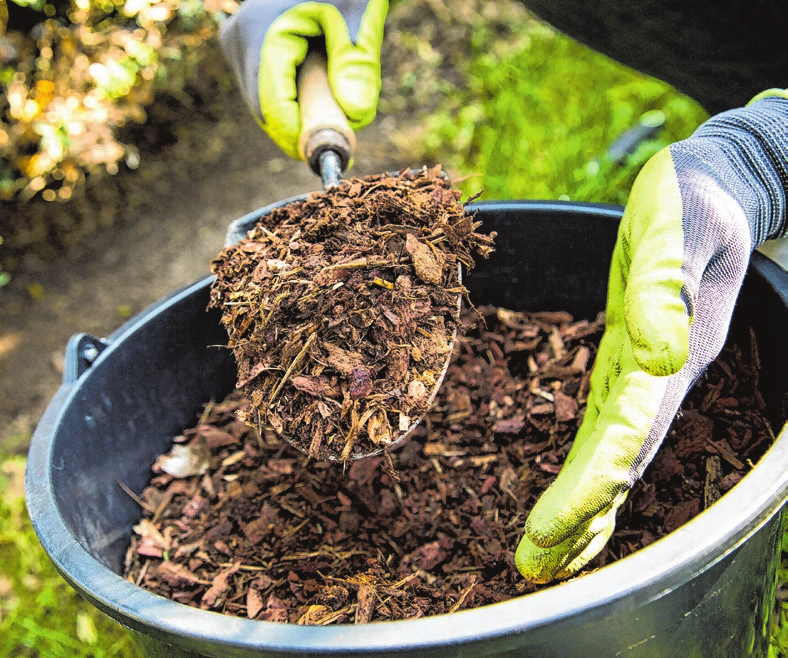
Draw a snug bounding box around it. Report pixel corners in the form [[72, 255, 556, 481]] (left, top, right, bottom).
[[516, 94, 788, 583], [219, 0, 387, 160]]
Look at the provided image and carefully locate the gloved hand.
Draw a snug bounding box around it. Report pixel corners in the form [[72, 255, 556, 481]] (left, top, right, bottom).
[[219, 0, 387, 160], [516, 91, 788, 583]]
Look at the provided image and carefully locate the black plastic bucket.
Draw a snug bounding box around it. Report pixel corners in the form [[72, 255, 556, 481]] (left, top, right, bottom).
[[26, 201, 788, 657]]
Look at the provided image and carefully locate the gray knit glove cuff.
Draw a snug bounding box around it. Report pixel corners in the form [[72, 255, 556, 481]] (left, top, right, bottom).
[[671, 95, 788, 248]]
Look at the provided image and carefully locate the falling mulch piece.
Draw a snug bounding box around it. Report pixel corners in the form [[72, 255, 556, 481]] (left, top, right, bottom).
[[209, 165, 495, 463], [123, 307, 775, 624]]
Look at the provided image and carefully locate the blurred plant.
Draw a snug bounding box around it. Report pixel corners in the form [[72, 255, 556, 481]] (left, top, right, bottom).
[[0, 235, 9, 286], [0, 0, 236, 204], [770, 519, 788, 658], [423, 25, 708, 203], [381, 0, 708, 205]]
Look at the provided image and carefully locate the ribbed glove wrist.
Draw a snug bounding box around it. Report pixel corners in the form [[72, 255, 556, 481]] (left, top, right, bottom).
[[671, 95, 788, 246]]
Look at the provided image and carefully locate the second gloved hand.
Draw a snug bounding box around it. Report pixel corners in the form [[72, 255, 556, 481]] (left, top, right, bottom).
[[516, 93, 788, 583], [220, 0, 387, 160]]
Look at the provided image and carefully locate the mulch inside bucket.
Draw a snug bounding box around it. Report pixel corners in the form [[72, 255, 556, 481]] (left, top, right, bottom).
[[123, 304, 774, 624]]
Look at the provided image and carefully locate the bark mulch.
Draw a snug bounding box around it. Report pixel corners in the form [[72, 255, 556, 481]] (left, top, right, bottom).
[[123, 303, 774, 624], [208, 165, 494, 463]]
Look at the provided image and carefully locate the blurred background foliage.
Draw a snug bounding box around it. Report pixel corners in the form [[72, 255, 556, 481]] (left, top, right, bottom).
[[0, 457, 142, 657], [0, 0, 236, 281], [0, 0, 710, 280], [0, 0, 232, 204], [380, 0, 709, 205]]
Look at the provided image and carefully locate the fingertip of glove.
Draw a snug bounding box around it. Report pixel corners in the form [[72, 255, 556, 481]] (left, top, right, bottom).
[[630, 317, 689, 376], [262, 124, 302, 161], [632, 343, 688, 376], [523, 513, 570, 549], [514, 536, 560, 584], [258, 95, 302, 160]]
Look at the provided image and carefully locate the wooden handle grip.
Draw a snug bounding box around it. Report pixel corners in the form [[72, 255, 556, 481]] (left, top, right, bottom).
[[297, 51, 356, 173]]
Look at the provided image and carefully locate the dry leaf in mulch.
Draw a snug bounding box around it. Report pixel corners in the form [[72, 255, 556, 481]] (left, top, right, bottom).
[[209, 166, 495, 463], [123, 307, 775, 624]]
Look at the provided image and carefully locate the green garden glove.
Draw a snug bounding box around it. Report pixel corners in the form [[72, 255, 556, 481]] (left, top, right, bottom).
[[219, 0, 387, 160], [516, 92, 788, 583]]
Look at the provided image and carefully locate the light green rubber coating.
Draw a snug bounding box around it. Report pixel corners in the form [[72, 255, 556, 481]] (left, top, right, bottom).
[[516, 148, 690, 583], [259, 1, 388, 159]]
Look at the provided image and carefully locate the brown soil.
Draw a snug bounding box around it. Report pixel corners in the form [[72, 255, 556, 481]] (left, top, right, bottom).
[[122, 306, 773, 624]]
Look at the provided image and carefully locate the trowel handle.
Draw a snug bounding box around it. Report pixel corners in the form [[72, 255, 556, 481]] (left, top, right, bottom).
[[297, 51, 356, 178]]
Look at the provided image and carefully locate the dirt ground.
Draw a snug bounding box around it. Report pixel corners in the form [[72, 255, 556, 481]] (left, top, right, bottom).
[[0, 95, 405, 453]]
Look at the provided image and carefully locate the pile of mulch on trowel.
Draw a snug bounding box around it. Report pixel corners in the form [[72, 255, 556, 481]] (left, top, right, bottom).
[[208, 166, 494, 462], [123, 306, 775, 624]]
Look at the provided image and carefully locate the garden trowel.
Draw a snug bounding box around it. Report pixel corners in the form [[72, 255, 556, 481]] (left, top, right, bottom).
[[223, 51, 460, 462]]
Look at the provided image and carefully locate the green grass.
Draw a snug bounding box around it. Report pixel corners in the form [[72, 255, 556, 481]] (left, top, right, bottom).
[[771, 519, 788, 658], [418, 21, 708, 205], [0, 457, 142, 657]]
